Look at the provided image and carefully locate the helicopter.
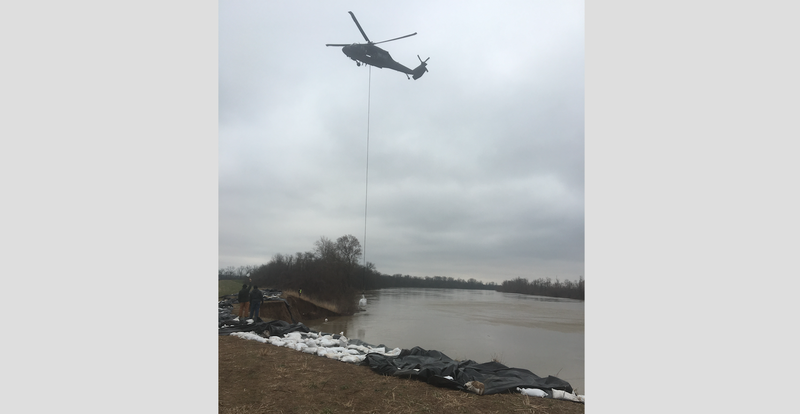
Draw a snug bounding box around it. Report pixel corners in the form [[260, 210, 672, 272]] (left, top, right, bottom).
[[326, 11, 429, 80]]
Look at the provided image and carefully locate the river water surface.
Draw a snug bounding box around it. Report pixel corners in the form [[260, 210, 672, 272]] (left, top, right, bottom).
[[304, 288, 585, 394]]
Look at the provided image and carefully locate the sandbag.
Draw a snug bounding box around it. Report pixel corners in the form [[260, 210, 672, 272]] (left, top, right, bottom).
[[518, 387, 548, 397]]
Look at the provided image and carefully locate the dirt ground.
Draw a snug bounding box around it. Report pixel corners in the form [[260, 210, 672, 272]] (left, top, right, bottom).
[[219, 335, 585, 414], [229, 297, 341, 324]]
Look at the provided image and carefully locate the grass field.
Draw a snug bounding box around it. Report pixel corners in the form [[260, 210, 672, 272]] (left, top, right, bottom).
[[219, 279, 244, 298]]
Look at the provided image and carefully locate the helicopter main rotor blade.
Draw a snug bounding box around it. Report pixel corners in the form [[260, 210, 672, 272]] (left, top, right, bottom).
[[326, 43, 350, 47], [373, 32, 418, 45], [348, 11, 370, 43]]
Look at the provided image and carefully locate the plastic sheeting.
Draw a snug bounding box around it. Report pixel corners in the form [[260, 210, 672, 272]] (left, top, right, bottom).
[[219, 319, 311, 337], [364, 346, 574, 395]]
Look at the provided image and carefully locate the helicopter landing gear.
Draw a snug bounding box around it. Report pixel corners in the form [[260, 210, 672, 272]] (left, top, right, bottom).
[[356, 62, 361, 67]]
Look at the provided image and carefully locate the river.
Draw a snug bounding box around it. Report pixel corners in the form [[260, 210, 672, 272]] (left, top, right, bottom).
[[303, 288, 585, 395]]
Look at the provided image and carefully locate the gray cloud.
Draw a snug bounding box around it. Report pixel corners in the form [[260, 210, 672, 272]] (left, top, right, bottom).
[[219, 1, 584, 283]]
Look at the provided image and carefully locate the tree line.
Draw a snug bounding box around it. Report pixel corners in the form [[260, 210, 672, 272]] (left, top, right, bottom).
[[495, 276, 584, 300], [220, 234, 584, 311], [219, 265, 259, 280], [363, 273, 497, 290]]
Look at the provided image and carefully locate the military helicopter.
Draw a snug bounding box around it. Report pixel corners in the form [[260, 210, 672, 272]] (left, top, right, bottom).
[[326, 11, 429, 80]]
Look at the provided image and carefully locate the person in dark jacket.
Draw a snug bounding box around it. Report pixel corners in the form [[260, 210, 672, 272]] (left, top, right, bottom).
[[249, 285, 265, 322], [237, 284, 251, 321]]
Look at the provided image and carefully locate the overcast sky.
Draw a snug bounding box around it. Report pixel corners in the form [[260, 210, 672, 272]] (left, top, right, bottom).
[[219, 1, 584, 284], [6, 3, 800, 411]]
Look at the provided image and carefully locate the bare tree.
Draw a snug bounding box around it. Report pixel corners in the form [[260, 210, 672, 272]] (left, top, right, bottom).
[[313, 236, 337, 261], [335, 234, 362, 268]]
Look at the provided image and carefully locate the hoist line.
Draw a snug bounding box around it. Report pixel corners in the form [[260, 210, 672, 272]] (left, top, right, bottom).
[[362, 66, 371, 291]]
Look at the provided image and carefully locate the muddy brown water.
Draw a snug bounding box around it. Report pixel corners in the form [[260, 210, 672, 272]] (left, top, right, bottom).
[[302, 288, 585, 395]]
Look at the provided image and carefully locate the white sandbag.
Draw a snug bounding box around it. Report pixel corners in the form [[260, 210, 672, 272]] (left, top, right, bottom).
[[370, 347, 400, 356], [325, 352, 341, 360], [301, 347, 318, 354], [384, 347, 401, 356], [517, 387, 548, 398], [284, 332, 302, 342], [347, 344, 370, 353], [340, 354, 366, 364], [319, 338, 339, 347], [230, 332, 268, 343], [551, 389, 580, 402]]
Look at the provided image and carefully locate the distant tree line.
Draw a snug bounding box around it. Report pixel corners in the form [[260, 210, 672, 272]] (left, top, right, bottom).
[[495, 276, 584, 300], [220, 235, 584, 312], [218, 265, 258, 280], [363, 272, 497, 290]]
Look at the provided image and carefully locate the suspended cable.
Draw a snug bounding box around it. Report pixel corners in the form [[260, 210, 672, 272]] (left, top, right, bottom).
[[362, 66, 371, 292]]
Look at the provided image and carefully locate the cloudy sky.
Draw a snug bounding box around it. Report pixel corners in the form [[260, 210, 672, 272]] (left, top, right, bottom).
[[219, 1, 584, 284], [6, 2, 800, 412]]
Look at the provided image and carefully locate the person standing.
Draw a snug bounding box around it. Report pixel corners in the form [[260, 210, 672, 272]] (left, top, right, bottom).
[[237, 283, 251, 321], [249, 285, 265, 322]]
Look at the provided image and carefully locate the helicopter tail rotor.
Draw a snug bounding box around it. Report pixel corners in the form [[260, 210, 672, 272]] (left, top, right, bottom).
[[411, 55, 429, 80]]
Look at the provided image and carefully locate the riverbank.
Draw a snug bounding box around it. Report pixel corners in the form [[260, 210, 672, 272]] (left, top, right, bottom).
[[218, 281, 358, 322], [219, 335, 585, 414], [225, 295, 344, 324]]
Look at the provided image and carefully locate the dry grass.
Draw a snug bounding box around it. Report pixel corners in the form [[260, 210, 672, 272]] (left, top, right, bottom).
[[491, 352, 505, 364], [219, 335, 584, 414]]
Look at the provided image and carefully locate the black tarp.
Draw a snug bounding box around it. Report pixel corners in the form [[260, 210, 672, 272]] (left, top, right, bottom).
[[218, 299, 236, 327], [364, 346, 573, 395], [218, 320, 312, 337], [263, 320, 311, 337]]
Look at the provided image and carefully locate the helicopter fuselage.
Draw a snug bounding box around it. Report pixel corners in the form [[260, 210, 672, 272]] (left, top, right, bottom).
[[341, 43, 414, 74]]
